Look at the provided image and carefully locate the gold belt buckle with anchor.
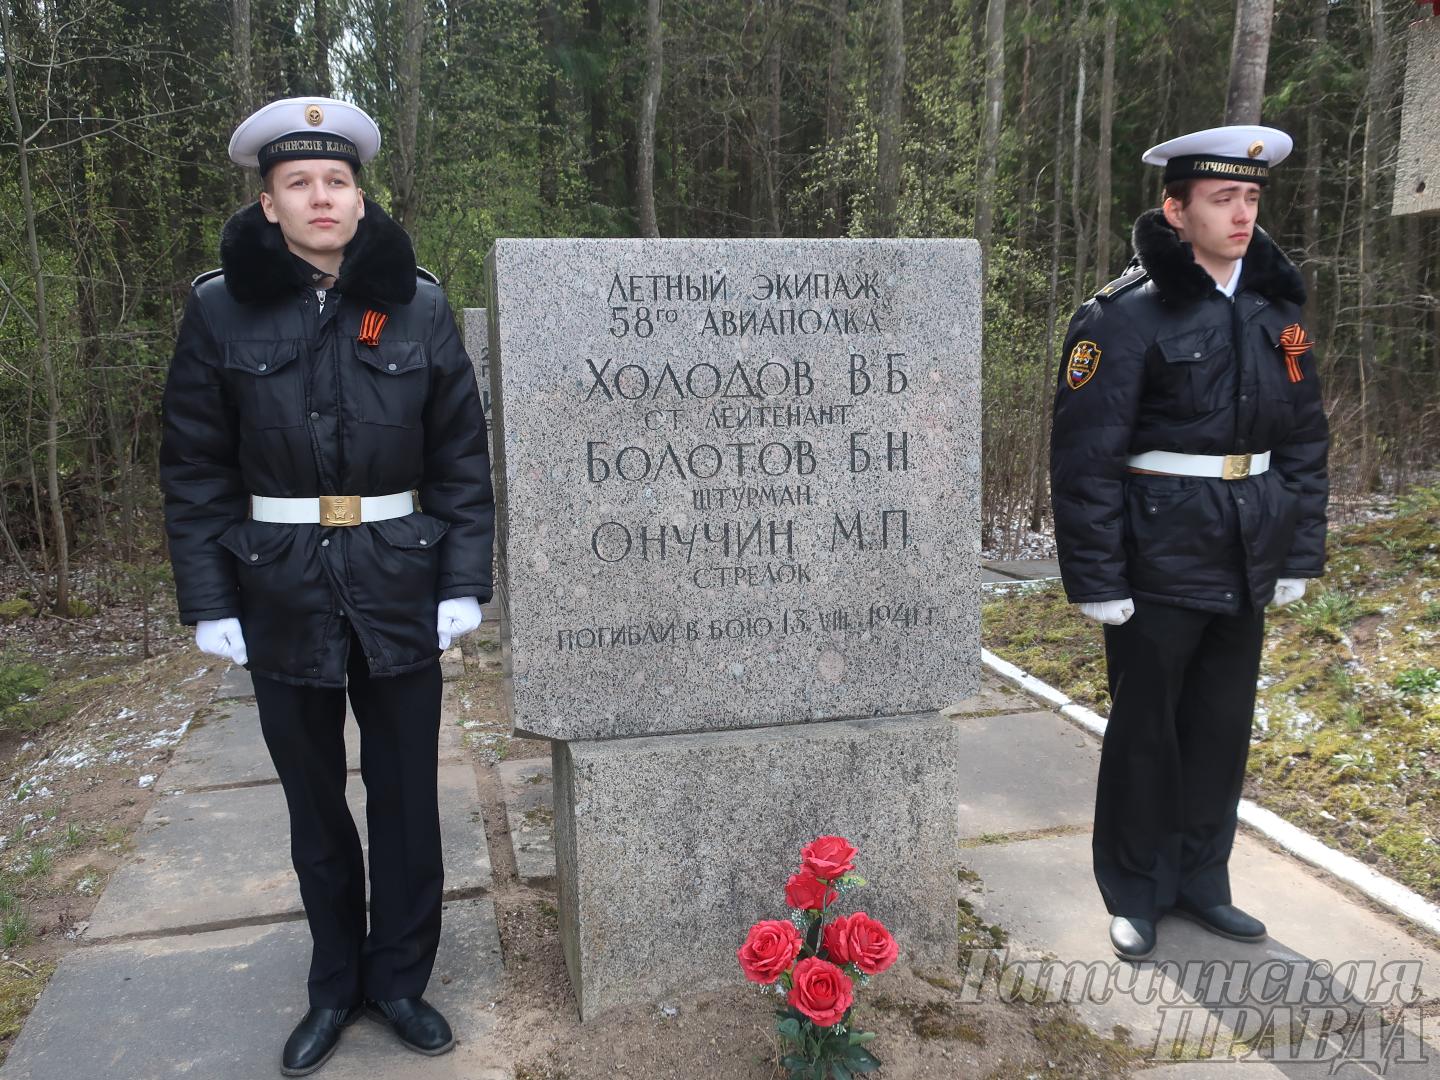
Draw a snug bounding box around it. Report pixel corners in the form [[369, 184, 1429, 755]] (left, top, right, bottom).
[[1221, 453, 1253, 481], [319, 495, 362, 526]]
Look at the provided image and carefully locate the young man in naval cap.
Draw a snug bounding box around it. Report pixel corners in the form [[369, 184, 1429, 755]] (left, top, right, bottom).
[[1049, 126, 1329, 962], [160, 97, 492, 1073]]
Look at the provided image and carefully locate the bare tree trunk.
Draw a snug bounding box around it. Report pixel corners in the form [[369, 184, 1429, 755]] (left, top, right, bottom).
[[767, 27, 782, 235], [2, 2, 70, 615], [824, 0, 847, 235], [391, 0, 427, 231], [1017, 0, 1032, 129], [1038, 55, 1067, 533], [974, 0, 1006, 279], [1356, 0, 1393, 490], [231, 0, 254, 118], [314, 0, 332, 96], [875, 0, 904, 233], [1300, 0, 1327, 316], [1224, 0, 1273, 125], [1069, 48, 1089, 309], [1093, 7, 1117, 286], [637, 0, 663, 237]]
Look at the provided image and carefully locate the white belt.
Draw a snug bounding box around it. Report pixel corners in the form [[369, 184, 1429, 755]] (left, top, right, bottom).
[[1127, 450, 1271, 481], [251, 491, 416, 527]]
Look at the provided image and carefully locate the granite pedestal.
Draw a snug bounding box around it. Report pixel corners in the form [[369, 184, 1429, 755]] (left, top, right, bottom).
[[552, 713, 961, 1019]]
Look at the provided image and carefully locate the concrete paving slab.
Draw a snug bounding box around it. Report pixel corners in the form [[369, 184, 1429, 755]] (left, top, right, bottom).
[[88, 763, 490, 938], [214, 664, 255, 700], [497, 757, 555, 885], [952, 710, 1098, 838], [943, 673, 1035, 716], [163, 702, 466, 793], [962, 831, 1440, 1054], [0, 899, 505, 1080], [984, 558, 1062, 580], [158, 703, 360, 792]]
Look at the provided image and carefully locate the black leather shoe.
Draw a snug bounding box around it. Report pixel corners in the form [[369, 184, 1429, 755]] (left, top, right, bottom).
[[1109, 916, 1157, 961], [364, 997, 455, 1056], [281, 1005, 360, 1076], [1171, 900, 1267, 943]]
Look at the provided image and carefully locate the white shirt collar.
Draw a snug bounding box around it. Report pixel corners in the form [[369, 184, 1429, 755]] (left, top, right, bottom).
[[1217, 258, 1243, 298]]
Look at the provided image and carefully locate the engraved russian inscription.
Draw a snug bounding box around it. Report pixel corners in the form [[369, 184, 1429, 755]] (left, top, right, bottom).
[[486, 238, 980, 740]]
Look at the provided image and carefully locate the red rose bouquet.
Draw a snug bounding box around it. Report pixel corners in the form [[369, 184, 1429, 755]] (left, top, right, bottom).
[[737, 836, 898, 1078]]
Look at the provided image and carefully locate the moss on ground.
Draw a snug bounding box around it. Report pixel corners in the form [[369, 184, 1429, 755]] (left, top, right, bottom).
[[983, 484, 1440, 902], [0, 962, 55, 1064]]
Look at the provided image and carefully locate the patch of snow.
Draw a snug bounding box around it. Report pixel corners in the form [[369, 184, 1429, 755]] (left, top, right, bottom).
[[137, 774, 156, 789], [144, 717, 192, 748]]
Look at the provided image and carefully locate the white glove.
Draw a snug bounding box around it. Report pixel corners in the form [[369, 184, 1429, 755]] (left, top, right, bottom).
[[437, 596, 483, 650], [1078, 598, 1135, 626], [1271, 578, 1307, 607], [195, 618, 248, 665]]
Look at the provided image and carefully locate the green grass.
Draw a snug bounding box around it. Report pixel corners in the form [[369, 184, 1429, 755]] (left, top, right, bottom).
[[0, 960, 54, 1060], [0, 658, 47, 731], [0, 912, 29, 949], [983, 484, 1440, 902], [20, 848, 51, 881]]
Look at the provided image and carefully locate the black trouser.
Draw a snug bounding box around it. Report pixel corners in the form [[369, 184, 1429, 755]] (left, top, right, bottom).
[[253, 630, 444, 1008], [1093, 599, 1265, 921]]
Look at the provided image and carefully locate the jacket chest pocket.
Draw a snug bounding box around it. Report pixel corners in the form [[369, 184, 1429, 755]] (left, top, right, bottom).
[[1258, 321, 1306, 401], [1155, 327, 1234, 415], [351, 341, 429, 428], [222, 342, 305, 429]]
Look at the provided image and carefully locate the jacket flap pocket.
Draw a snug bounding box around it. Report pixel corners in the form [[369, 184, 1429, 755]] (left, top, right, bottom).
[[223, 340, 300, 376], [217, 519, 293, 566], [371, 512, 450, 550], [1158, 327, 1228, 364], [354, 340, 426, 376]]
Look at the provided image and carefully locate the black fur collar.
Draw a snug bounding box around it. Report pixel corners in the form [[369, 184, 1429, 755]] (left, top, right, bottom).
[[1131, 208, 1306, 307], [219, 196, 417, 306]]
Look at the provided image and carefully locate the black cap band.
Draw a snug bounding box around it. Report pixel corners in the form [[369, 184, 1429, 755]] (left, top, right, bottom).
[[257, 133, 361, 175], [1163, 154, 1270, 186]]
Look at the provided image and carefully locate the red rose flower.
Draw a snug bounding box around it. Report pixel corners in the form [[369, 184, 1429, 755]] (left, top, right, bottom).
[[787, 956, 854, 1027], [823, 911, 899, 975], [785, 870, 838, 912], [800, 835, 858, 881], [737, 919, 803, 984]]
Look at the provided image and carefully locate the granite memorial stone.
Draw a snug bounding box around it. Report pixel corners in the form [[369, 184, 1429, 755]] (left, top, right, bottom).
[[485, 238, 979, 1018], [485, 239, 982, 742]]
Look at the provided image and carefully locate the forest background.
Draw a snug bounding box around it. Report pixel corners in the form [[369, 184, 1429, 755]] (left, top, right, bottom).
[[2, 0, 1438, 616]]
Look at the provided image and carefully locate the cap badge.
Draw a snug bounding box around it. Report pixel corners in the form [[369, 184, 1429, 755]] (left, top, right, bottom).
[[1066, 340, 1101, 390], [305, 105, 324, 126], [1248, 140, 1264, 159]]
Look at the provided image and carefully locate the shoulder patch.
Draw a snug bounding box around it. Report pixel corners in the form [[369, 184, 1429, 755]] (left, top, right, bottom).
[[1094, 267, 1148, 302], [1066, 340, 1101, 390], [416, 265, 440, 285], [190, 268, 223, 288]]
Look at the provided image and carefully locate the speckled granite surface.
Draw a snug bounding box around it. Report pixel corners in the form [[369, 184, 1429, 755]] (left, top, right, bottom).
[[486, 239, 982, 740]]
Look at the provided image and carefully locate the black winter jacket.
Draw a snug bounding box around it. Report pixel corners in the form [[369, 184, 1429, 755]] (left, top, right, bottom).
[[1050, 210, 1329, 614], [160, 198, 494, 686]]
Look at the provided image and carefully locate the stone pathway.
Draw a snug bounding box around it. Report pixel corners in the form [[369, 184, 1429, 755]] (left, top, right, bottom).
[[0, 644, 508, 1080], [4, 582, 1439, 1077]]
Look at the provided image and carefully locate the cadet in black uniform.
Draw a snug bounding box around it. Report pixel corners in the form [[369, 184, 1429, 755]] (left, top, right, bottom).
[[1050, 126, 1329, 962], [161, 98, 493, 1074]]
